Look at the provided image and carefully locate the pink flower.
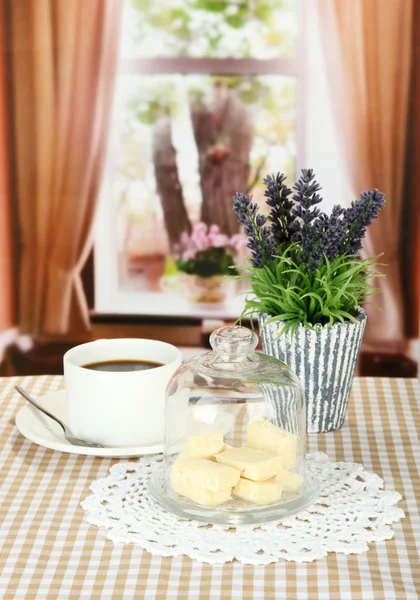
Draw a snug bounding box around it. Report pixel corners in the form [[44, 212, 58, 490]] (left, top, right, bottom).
[[194, 222, 208, 234], [191, 230, 207, 251], [176, 223, 237, 258], [231, 234, 248, 250], [207, 231, 217, 245], [213, 234, 229, 248], [183, 248, 197, 261], [180, 232, 190, 249]]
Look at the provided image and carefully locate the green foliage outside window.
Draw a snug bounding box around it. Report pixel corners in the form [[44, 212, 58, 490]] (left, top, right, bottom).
[[129, 0, 295, 58]]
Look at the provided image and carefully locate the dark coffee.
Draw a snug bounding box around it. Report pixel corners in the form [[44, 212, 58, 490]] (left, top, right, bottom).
[[82, 359, 163, 372]]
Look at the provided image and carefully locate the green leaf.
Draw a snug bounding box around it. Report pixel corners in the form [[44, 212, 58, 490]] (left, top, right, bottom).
[[240, 241, 383, 336], [130, 0, 151, 10], [192, 0, 228, 12], [226, 13, 245, 28], [261, 313, 299, 326], [301, 291, 324, 311]]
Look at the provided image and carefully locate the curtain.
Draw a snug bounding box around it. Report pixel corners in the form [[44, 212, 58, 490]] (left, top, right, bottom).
[[7, 0, 121, 336], [402, 0, 420, 340], [316, 0, 414, 352], [0, 6, 14, 332]]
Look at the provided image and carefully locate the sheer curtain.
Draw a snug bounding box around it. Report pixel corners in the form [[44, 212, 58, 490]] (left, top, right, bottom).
[[7, 0, 122, 336], [316, 0, 414, 352]]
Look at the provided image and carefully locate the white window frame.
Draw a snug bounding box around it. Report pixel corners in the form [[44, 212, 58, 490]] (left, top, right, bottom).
[[94, 2, 305, 319]]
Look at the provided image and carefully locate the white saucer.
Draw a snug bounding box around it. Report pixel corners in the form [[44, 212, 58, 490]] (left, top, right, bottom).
[[15, 390, 164, 457]]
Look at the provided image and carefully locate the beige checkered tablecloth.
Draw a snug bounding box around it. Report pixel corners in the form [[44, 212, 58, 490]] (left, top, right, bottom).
[[0, 376, 419, 599]]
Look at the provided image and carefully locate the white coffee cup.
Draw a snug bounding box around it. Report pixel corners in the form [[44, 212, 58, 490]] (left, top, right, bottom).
[[63, 338, 182, 447]]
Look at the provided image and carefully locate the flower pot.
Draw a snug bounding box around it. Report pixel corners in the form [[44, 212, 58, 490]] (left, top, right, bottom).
[[179, 274, 234, 304], [258, 311, 367, 433]]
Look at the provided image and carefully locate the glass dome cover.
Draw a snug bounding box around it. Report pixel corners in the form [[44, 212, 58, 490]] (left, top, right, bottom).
[[149, 325, 319, 524]]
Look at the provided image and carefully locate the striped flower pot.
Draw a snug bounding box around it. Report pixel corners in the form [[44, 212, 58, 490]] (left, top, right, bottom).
[[258, 311, 367, 433]]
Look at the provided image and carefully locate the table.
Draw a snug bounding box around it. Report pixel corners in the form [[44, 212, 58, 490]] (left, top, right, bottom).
[[0, 376, 419, 600]]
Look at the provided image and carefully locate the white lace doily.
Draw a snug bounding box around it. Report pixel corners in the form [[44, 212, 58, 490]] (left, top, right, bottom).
[[81, 453, 404, 565]]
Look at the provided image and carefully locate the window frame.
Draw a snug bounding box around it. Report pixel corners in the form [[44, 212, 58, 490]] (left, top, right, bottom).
[[94, 1, 305, 319]]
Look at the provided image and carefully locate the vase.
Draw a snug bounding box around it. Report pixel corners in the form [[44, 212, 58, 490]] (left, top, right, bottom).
[[179, 274, 234, 304], [258, 311, 367, 433]]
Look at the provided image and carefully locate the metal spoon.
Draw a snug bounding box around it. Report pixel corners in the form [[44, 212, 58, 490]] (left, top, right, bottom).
[[15, 386, 103, 448]]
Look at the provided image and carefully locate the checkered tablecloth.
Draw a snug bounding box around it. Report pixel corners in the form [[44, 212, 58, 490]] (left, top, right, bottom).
[[0, 375, 419, 600]]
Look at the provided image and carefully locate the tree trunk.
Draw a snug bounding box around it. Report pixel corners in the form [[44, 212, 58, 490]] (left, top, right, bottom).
[[191, 86, 254, 236], [152, 116, 191, 248]]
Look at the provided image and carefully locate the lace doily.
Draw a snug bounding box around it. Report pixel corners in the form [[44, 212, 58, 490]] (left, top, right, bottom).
[[81, 453, 404, 565]]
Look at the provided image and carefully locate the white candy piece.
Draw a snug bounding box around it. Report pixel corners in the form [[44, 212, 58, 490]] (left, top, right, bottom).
[[233, 476, 283, 505], [246, 418, 298, 469], [276, 466, 303, 492], [172, 457, 240, 493], [181, 433, 225, 459], [208, 442, 234, 462], [172, 477, 232, 506], [215, 447, 283, 482], [222, 443, 234, 451]]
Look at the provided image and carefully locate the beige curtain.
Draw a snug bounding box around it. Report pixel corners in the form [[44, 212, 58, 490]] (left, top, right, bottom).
[[0, 8, 14, 332], [8, 0, 121, 336], [317, 0, 414, 351], [402, 2, 420, 341]]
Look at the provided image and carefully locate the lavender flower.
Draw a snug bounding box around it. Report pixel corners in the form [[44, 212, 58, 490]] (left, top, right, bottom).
[[233, 192, 264, 267], [287, 170, 326, 269], [233, 192, 275, 268], [344, 189, 385, 254], [230, 169, 386, 331], [291, 169, 323, 226], [320, 205, 348, 262], [263, 173, 294, 244], [233, 170, 385, 272], [256, 214, 267, 227], [296, 218, 327, 271]]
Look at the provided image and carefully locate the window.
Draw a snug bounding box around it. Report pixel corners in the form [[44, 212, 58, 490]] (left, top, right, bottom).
[[95, 0, 302, 318]]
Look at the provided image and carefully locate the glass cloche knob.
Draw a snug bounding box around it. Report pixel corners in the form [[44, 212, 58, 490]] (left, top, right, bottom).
[[209, 325, 258, 357], [149, 324, 319, 525]]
